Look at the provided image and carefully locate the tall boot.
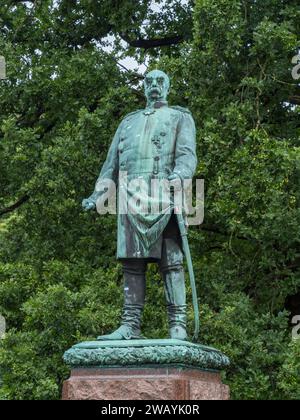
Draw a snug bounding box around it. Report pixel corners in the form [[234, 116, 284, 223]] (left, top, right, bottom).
[[163, 265, 188, 341], [97, 260, 146, 340]]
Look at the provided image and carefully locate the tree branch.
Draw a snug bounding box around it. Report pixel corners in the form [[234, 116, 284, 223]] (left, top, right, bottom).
[[0, 195, 29, 217], [289, 95, 300, 105], [9, 0, 35, 3], [119, 32, 188, 50]]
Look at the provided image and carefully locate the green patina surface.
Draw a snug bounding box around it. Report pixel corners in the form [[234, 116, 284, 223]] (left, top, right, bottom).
[[80, 70, 198, 343], [83, 69, 197, 259], [63, 339, 230, 371]]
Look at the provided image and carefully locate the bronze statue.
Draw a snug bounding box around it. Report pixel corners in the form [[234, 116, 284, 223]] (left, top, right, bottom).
[[83, 70, 197, 341]]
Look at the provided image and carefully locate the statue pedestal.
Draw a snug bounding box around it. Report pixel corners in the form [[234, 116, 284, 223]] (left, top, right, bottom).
[[62, 366, 229, 400], [63, 339, 230, 401]]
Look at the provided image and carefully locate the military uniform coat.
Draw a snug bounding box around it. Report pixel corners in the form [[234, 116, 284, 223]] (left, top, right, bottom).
[[91, 102, 197, 259]]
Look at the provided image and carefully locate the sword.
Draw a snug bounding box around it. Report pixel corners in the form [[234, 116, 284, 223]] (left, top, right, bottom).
[[176, 210, 200, 342]]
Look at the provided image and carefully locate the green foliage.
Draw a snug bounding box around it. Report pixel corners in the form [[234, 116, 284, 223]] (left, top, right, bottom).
[[277, 340, 300, 400], [0, 0, 299, 400]]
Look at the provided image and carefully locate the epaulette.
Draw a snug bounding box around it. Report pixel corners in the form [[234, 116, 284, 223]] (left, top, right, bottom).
[[170, 106, 192, 115], [124, 109, 143, 119]]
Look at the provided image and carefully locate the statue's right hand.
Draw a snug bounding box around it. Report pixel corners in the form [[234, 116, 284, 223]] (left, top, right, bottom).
[[82, 198, 96, 211]]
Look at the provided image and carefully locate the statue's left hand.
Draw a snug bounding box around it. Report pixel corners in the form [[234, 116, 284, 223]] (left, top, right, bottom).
[[168, 173, 182, 192], [168, 173, 181, 182]]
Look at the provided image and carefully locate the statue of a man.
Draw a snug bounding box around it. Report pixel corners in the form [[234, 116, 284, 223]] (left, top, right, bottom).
[[83, 70, 197, 341]]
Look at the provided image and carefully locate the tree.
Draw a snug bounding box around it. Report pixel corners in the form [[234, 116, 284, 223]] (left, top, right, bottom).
[[0, 0, 299, 400]]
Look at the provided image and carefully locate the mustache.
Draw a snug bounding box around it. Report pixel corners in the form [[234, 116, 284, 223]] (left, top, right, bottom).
[[149, 87, 161, 94]]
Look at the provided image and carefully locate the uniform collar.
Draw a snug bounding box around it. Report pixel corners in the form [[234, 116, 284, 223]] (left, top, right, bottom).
[[145, 101, 168, 110], [154, 100, 168, 109]]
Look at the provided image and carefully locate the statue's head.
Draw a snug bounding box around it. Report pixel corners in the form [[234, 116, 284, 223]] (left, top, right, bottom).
[[144, 70, 170, 104]]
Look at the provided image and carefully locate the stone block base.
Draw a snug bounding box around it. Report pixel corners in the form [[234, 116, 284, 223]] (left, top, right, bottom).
[[62, 367, 230, 400]]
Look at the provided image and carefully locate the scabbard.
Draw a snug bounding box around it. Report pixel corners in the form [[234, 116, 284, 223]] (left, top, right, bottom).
[[176, 212, 200, 341]]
